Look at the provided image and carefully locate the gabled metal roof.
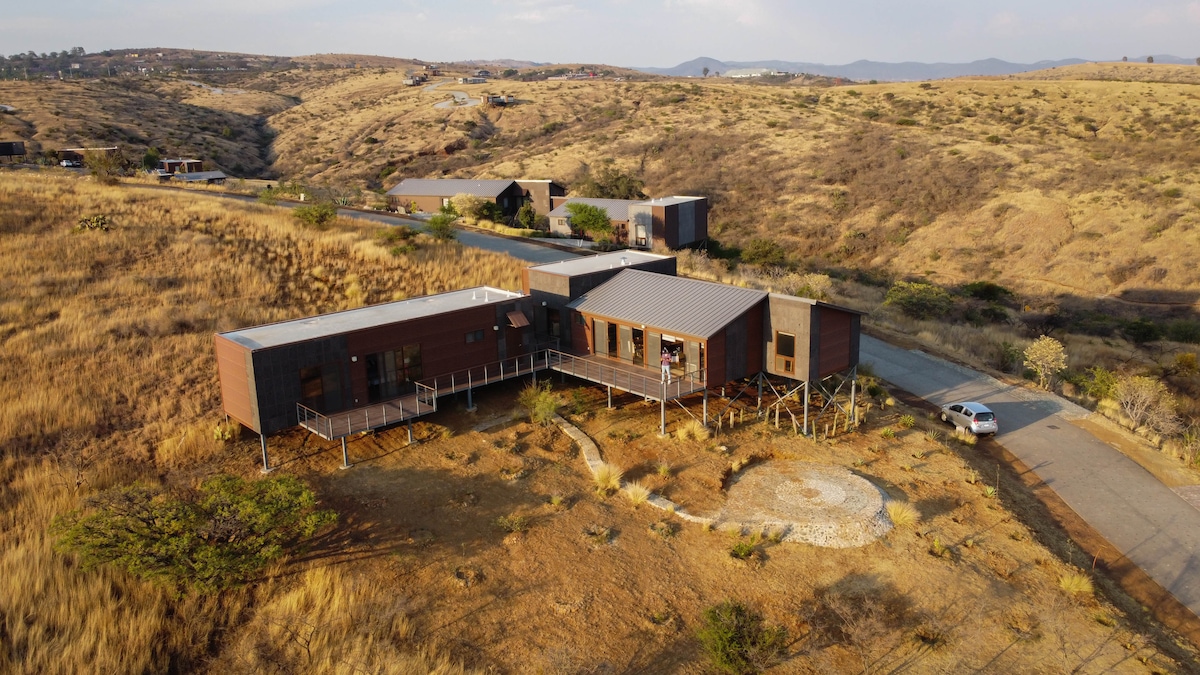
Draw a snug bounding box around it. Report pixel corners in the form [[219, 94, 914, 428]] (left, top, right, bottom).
[[568, 269, 766, 339], [548, 198, 640, 221], [527, 250, 671, 277], [386, 178, 517, 198]]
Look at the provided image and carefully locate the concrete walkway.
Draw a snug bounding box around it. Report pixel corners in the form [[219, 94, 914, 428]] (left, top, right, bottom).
[[861, 335, 1200, 617]]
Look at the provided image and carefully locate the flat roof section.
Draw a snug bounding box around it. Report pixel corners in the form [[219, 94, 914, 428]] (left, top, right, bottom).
[[220, 286, 523, 350], [637, 196, 705, 207], [527, 250, 672, 278]]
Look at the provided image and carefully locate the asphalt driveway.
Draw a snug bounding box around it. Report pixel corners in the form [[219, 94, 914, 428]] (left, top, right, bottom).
[[861, 335, 1200, 616]]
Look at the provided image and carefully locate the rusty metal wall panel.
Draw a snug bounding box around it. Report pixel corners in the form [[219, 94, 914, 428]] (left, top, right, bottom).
[[816, 308, 856, 378], [215, 334, 258, 432]]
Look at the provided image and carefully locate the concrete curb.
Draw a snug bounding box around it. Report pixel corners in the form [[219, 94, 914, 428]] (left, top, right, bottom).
[[551, 413, 715, 526]]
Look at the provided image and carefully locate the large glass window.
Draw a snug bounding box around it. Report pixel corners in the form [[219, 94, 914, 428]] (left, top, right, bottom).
[[366, 344, 422, 402]]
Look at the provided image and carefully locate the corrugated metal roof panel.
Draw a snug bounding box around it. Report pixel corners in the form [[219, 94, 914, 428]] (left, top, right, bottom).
[[548, 198, 640, 221], [386, 178, 516, 198], [568, 269, 766, 339]]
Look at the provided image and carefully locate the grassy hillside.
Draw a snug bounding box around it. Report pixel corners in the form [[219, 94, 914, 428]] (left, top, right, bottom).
[[242, 62, 1200, 302], [6, 62, 1197, 303]]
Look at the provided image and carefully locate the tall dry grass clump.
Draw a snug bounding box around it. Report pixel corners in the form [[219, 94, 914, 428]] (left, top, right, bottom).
[[676, 419, 711, 441], [211, 566, 479, 674], [885, 501, 920, 528], [593, 462, 624, 496]]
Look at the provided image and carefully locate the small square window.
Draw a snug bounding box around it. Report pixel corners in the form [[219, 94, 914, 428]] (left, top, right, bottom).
[[465, 329, 485, 343]]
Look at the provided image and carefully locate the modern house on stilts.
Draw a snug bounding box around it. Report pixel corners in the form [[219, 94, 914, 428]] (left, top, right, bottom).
[[214, 251, 863, 471]]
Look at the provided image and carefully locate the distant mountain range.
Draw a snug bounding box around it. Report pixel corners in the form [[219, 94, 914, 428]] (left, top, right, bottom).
[[635, 56, 1198, 81]]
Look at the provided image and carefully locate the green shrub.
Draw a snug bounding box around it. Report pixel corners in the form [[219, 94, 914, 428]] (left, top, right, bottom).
[[1166, 320, 1200, 344], [697, 601, 788, 674], [895, 118, 918, 126], [741, 238, 787, 267], [1082, 366, 1118, 400], [1121, 318, 1163, 344], [426, 213, 457, 240], [53, 475, 335, 590], [985, 134, 1003, 144], [961, 281, 1013, 302], [517, 380, 560, 426], [885, 281, 954, 319], [293, 201, 338, 229]]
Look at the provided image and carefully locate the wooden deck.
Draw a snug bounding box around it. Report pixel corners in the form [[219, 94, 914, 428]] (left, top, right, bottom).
[[547, 350, 706, 402]]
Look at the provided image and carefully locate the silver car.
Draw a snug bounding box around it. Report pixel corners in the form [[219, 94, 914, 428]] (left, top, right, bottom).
[[939, 401, 998, 436]]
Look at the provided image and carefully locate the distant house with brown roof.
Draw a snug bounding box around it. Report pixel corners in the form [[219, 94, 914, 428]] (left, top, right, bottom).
[[386, 178, 566, 217]]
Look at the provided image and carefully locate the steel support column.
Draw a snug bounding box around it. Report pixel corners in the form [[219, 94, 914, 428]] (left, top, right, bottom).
[[340, 437, 352, 470], [259, 434, 274, 473]]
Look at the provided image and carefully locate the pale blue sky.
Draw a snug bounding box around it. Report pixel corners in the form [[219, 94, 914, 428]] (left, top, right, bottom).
[[4, 0, 1198, 66]]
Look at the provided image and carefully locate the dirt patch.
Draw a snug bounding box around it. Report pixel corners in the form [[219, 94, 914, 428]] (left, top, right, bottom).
[[262, 377, 1195, 672], [888, 384, 1200, 657]]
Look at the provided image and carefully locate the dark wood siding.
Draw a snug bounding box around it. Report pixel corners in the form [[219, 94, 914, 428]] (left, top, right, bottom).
[[215, 335, 257, 432]]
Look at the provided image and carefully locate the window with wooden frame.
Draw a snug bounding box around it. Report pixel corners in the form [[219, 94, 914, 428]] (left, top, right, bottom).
[[775, 331, 796, 375]]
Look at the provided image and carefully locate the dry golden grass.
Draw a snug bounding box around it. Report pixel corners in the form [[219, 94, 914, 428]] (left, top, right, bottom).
[[0, 170, 522, 673], [885, 500, 920, 527]]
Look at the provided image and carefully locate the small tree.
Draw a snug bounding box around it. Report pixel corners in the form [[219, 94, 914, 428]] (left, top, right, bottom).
[[574, 166, 646, 200], [517, 380, 560, 426], [1147, 56, 1154, 64], [565, 202, 613, 242], [697, 600, 788, 674], [426, 213, 457, 240], [515, 202, 539, 229], [885, 281, 954, 319], [141, 146, 161, 171], [293, 201, 338, 229], [1114, 375, 1180, 435], [53, 475, 336, 590], [83, 148, 126, 185], [702, 66, 710, 77], [1024, 335, 1067, 390], [449, 192, 485, 220]]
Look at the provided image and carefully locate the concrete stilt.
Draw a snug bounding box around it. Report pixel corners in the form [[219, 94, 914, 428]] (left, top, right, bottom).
[[407, 419, 414, 444], [850, 372, 858, 425], [757, 375, 763, 411], [466, 387, 476, 412], [259, 434, 275, 473], [607, 386, 612, 409], [703, 388, 709, 426], [340, 436, 352, 470]]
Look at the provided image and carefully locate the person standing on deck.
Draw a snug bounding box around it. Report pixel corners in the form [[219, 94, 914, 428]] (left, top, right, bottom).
[[660, 348, 672, 384]]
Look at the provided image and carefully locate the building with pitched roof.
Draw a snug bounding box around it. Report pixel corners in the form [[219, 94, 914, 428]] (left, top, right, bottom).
[[385, 178, 567, 217], [215, 251, 860, 468]]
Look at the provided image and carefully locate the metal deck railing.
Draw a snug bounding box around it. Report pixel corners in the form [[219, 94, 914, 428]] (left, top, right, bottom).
[[297, 382, 438, 440], [545, 349, 706, 401]]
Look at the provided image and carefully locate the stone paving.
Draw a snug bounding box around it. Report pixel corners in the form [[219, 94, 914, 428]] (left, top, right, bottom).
[[552, 414, 894, 545]]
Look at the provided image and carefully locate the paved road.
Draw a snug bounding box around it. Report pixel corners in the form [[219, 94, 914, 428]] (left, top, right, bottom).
[[423, 79, 480, 109], [123, 184, 578, 265], [861, 335, 1200, 616]]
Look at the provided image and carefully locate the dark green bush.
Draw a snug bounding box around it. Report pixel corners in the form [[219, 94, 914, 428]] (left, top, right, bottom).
[[697, 600, 788, 674], [885, 281, 954, 319], [293, 201, 338, 229], [1121, 318, 1163, 344], [962, 281, 1013, 303], [427, 213, 457, 240], [53, 475, 335, 590], [1166, 319, 1200, 344], [740, 239, 786, 267]]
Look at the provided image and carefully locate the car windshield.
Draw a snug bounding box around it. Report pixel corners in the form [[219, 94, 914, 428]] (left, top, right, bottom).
[[974, 412, 995, 421]]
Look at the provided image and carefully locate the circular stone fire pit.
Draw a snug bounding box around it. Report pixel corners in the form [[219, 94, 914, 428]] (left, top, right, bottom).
[[719, 462, 892, 548]]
